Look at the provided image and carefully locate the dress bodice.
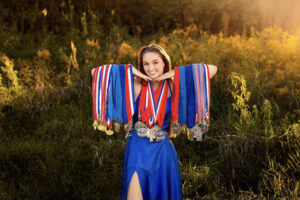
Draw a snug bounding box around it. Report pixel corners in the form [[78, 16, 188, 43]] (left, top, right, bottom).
[[132, 84, 172, 131]]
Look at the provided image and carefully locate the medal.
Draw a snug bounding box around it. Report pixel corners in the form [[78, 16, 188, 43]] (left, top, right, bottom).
[[149, 125, 164, 142], [187, 121, 209, 141], [113, 121, 121, 132], [106, 129, 114, 135], [171, 121, 181, 137], [135, 121, 149, 137], [93, 120, 98, 130]]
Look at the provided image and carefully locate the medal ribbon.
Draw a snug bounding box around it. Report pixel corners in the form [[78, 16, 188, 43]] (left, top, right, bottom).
[[186, 65, 195, 128], [125, 64, 135, 124], [97, 66, 104, 123], [92, 66, 101, 121], [148, 80, 168, 127], [111, 65, 123, 122], [193, 64, 211, 123], [171, 67, 180, 122], [202, 64, 210, 121], [103, 64, 112, 127], [100, 65, 109, 125], [138, 81, 150, 123], [178, 66, 187, 125]]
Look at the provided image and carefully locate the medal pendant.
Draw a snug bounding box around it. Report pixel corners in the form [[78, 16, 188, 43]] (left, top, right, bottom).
[[135, 121, 149, 137], [171, 122, 180, 136], [149, 125, 159, 142], [93, 120, 98, 130], [97, 123, 103, 131], [106, 129, 114, 135], [187, 128, 194, 141], [124, 123, 133, 133], [155, 129, 165, 141], [113, 121, 121, 132], [199, 121, 209, 133]]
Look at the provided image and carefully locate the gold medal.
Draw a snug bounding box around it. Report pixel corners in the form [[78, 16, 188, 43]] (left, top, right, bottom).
[[106, 129, 114, 135], [113, 121, 121, 132], [93, 120, 98, 130], [97, 123, 102, 131], [186, 128, 194, 140]]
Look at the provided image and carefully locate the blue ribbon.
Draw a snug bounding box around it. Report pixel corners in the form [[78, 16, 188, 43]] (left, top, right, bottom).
[[119, 64, 128, 123], [178, 66, 187, 125], [106, 65, 113, 123], [107, 65, 123, 123], [185, 65, 195, 128]]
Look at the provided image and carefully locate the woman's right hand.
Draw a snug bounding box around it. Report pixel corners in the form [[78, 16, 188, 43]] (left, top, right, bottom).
[[132, 66, 152, 81], [91, 68, 96, 76]]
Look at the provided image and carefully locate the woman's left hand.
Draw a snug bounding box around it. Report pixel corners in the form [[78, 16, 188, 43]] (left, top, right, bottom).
[[152, 69, 174, 81]]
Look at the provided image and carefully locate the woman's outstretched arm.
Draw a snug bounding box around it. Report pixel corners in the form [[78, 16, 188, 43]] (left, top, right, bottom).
[[152, 64, 218, 82], [91, 65, 151, 81]]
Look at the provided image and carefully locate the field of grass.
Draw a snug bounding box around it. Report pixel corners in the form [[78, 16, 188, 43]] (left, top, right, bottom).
[[0, 22, 300, 199]]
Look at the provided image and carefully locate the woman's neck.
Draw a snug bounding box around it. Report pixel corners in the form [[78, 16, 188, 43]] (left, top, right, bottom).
[[151, 80, 162, 91]]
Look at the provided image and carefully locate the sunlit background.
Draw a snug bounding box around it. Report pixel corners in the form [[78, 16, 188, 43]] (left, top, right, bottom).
[[0, 0, 299, 199]]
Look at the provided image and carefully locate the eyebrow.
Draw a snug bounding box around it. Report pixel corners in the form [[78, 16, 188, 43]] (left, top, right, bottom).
[[143, 59, 159, 63]]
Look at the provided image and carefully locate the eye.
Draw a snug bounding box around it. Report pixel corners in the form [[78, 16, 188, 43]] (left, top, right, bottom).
[[154, 61, 159, 65]]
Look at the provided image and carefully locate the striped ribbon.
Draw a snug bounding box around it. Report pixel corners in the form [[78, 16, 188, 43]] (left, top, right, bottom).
[[92, 64, 136, 133], [192, 64, 210, 123]]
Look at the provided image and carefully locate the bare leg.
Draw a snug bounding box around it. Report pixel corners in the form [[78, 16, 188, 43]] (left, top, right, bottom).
[[127, 171, 143, 200]]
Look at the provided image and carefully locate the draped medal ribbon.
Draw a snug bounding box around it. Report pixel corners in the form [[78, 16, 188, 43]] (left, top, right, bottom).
[[185, 65, 196, 128], [170, 64, 211, 138], [92, 64, 136, 133], [138, 80, 168, 128], [171, 67, 180, 123], [125, 64, 135, 124], [178, 66, 187, 125], [192, 64, 210, 123], [102, 64, 113, 127], [92, 66, 101, 125], [148, 80, 168, 127]]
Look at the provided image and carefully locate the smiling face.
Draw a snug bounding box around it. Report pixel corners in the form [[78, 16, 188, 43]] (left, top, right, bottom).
[[142, 52, 165, 79], [138, 44, 171, 79]]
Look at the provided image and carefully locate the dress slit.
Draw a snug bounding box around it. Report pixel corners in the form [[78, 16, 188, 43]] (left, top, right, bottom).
[[126, 169, 143, 199]]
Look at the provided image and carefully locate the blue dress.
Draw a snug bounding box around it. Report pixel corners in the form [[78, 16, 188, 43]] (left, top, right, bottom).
[[120, 84, 183, 200]]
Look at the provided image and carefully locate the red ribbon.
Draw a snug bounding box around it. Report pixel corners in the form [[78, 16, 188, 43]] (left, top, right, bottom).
[[139, 80, 151, 123], [92, 66, 99, 121], [171, 67, 180, 122], [125, 64, 134, 124]]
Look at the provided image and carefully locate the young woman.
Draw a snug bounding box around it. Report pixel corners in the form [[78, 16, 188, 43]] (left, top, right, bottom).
[[91, 44, 217, 200]]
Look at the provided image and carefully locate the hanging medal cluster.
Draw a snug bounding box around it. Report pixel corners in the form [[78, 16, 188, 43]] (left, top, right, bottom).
[[92, 64, 135, 136], [170, 64, 211, 141]]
